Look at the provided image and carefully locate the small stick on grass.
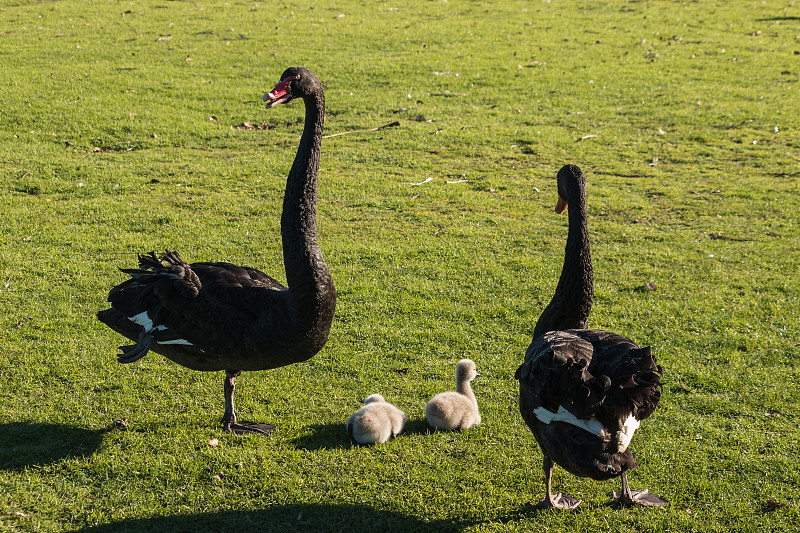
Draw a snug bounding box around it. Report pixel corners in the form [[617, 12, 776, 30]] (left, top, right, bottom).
[[322, 121, 400, 139]]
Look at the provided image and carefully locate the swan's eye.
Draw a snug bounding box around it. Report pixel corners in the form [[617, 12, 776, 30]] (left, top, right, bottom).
[[280, 74, 301, 93]]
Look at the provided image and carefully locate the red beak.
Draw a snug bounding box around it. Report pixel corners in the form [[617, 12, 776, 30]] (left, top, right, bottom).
[[263, 75, 299, 108]]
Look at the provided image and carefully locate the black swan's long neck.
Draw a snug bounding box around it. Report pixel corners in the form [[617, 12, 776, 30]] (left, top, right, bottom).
[[533, 179, 593, 338], [281, 87, 336, 334]]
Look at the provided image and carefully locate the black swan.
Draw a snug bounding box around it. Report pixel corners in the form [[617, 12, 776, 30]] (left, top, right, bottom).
[[515, 164, 667, 509], [97, 67, 336, 435]]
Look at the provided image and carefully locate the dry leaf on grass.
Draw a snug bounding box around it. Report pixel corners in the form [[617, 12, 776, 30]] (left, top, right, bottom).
[[235, 122, 275, 131], [764, 500, 787, 510]]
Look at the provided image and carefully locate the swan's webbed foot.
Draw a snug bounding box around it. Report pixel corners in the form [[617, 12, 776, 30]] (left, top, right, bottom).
[[225, 422, 276, 435], [220, 371, 273, 435], [612, 472, 668, 507], [537, 493, 582, 510], [537, 455, 581, 510], [222, 412, 275, 436], [612, 488, 668, 507]]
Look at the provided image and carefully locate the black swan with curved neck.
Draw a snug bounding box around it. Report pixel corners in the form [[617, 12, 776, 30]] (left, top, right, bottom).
[[97, 67, 336, 435], [515, 164, 667, 509]]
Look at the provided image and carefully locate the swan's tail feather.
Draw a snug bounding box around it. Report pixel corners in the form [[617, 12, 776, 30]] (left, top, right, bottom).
[[117, 334, 153, 364], [106, 250, 200, 316], [115, 251, 186, 281], [518, 332, 598, 417], [608, 347, 663, 422], [157, 250, 186, 267], [99, 250, 204, 362]]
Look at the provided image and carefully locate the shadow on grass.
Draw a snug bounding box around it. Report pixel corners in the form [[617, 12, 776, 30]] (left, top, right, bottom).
[[291, 418, 435, 450], [402, 417, 435, 437], [69, 503, 468, 533], [0, 422, 107, 470], [290, 421, 352, 450]]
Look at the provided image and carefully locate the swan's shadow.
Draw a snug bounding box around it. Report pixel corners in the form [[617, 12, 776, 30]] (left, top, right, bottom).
[[69, 503, 467, 532], [0, 422, 107, 471]]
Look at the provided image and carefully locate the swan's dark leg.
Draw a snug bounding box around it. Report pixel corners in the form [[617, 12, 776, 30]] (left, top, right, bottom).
[[612, 471, 669, 507], [221, 370, 274, 436], [537, 455, 581, 510], [222, 371, 239, 431]]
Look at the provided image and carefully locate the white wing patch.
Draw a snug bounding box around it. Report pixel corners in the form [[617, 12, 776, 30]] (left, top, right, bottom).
[[533, 407, 640, 452], [156, 338, 194, 346], [129, 311, 154, 330], [616, 414, 640, 452], [129, 312, 193, 346], [130, 312, 169, 333], [533, 406, 608, 438]]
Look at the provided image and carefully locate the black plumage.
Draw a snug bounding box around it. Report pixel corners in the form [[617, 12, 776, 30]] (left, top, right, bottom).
[[515, 164, 667, 508], [97, 68, 336, 434]]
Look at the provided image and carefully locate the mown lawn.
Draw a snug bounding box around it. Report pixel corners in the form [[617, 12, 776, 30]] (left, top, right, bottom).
[[1, 0, 799, 531]]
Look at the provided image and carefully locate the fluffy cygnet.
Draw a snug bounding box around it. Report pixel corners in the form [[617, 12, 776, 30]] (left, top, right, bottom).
[[425, 359, 481, 430], [346, 394, 406, 445]]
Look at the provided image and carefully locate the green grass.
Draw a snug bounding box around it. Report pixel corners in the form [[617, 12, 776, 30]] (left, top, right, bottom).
[[1, 0, 799, 531]]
